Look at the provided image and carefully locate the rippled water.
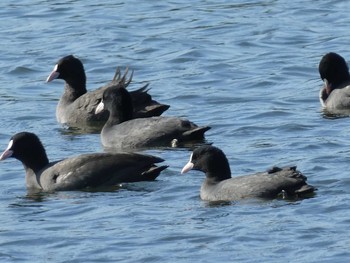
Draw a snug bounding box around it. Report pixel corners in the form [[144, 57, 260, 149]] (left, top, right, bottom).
[[1, 0, 350, 262]]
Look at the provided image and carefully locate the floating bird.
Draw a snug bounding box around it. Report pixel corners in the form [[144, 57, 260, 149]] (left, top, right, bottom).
[[46, 55, 169, 129], [181, 145, 315, 202], [319, 52, 350, 113], [0, 132, 168, 191], [95, 85, 210, 150]]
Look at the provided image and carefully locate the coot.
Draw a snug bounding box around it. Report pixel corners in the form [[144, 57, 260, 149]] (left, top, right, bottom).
[[0, 132, 168, 191], [46, 55, 169, 129], [319, 52, 350, 112], [96, 86, 210, 150], [181, 145, 314, 202]]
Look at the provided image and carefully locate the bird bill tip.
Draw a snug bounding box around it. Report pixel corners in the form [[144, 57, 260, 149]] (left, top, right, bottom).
[[46, 71, 60, 82], [181, 161, 194, 174]]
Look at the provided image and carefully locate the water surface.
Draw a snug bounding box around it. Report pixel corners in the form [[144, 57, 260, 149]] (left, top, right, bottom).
[[1, 0, 350, 262]]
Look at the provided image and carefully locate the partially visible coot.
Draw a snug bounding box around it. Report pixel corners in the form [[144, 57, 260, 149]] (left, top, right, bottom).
[[95, 85, 211, 150], [319, 52, 350, 113], [46, 55, 169, 130], [181, 145, 315, 202], [0, 132, 168, 191]]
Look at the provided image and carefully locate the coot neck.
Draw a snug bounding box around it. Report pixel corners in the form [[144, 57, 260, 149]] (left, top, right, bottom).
[[63, 79, 87, 102], [333, 78, 350, 91], [106, 104, 133, 126], [106, 89, 134, 126], [21, 152, 49, 174], [205, 166, 232, 184]]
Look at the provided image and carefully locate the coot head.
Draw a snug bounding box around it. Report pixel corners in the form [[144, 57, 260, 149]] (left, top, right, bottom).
[[46, 55, 86, 85], [181, 145, 232, 182], [0, 132, 49, 172], [319, 52, 350, 89], [96, 86, 134, 123]]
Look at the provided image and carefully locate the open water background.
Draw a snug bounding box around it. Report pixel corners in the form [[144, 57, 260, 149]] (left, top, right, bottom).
[[0, 1, 350, 262]]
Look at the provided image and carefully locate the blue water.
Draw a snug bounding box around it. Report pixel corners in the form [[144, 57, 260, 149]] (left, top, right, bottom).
[[1, 0, 350, 262]]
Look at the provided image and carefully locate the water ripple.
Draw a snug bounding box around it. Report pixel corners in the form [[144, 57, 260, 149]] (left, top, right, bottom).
[[0, 0, 350, 262]]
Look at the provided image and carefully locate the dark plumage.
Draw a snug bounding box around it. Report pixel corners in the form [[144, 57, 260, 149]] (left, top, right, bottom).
[[95, 86, 210, 150], [0, 132, 167, 191], [319, 52, 350, 111], [46, 55, 169, 129], [181, 145, 315, 202]]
